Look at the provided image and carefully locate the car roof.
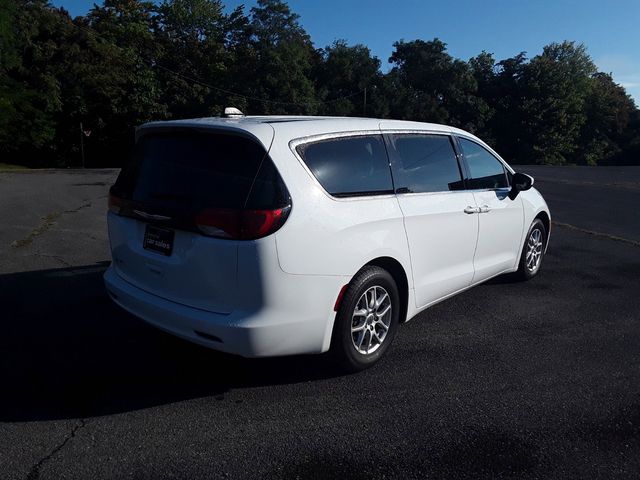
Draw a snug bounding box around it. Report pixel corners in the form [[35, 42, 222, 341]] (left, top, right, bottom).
[[136, 115, 487, 155], [138, 115, 459, 136]]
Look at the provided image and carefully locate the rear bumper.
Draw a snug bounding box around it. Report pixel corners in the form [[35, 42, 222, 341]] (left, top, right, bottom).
[[104, 265, 345, 357]]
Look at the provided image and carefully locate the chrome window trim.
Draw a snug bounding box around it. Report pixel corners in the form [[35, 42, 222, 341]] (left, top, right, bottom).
[[393, 190, 470, 198], [466, 187, 513, 195], [393, 187, 511, 198], [290, 129, 386, 148], [288, 130, 515, 201], [379, 129, 453, 136]]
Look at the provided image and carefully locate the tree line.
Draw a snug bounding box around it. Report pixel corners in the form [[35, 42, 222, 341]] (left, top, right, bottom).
[[1, 0, 639, 167]]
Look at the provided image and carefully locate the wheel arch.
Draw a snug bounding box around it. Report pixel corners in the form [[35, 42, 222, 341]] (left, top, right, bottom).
[[534, 210, 551, 251], [363, 256, 410, 324]]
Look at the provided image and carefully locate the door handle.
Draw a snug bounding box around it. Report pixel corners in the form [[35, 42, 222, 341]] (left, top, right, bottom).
[[479, 205, 491, 213], [464, 206, 479, 214]]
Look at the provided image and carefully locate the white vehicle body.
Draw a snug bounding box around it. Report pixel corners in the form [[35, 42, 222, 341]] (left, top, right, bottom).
[[104, 116, 550, 358]]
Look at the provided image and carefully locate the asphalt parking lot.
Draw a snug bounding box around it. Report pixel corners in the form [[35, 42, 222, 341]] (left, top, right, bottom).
[[1, 166, 639, 479]]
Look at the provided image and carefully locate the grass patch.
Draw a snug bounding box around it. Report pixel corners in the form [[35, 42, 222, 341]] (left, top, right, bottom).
[[0, 162, 29, 171], [11, 212, 62, 248]]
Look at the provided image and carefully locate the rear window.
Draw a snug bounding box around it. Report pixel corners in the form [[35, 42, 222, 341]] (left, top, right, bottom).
[[112, 130, 289, 212], [296, 135, 393, 197]]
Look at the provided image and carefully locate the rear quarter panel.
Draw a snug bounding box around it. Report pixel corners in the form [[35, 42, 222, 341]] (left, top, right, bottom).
[[268, 134, 414, 284]]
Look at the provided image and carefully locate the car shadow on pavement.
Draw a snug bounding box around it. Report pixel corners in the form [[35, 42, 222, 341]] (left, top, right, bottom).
[[0, 263, 341, 422]]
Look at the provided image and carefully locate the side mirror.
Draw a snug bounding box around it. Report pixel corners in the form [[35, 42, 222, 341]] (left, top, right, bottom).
[[509, 173, 534, 199]]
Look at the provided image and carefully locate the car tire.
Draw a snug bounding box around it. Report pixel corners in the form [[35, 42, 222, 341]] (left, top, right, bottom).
[[516, 218, 547, 281], [331, 266, 400, 372]]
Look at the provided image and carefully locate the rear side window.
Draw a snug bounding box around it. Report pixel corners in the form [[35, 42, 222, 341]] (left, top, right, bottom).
[[388, 134, 464, 193], [296, 135, 393, 197], [112, 130, 289, 212], [459, 138, 509, 189]]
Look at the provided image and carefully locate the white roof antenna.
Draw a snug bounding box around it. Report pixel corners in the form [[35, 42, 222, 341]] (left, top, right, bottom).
[[223, 107, 244, 118]]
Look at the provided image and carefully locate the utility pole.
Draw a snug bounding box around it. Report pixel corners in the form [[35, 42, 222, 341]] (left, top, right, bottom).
[[363, 87, 367, 117], [79, 122, 85, 168]]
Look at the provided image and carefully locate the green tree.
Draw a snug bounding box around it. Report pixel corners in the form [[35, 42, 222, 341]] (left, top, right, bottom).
[[484, 52, 529, 163], [0, 0, 67, 165], [57, 0, 165, 166], [518, 41, 597, 164], [315, 40, 384, 117], [154, 0, 228, 118], [1, 0, 640, 167], [468, 51, 497, 142], [388, 39, 489, 133], [221, 4, 255, 112], [241, 0, 317, 114], [577, 72, 639, 165]]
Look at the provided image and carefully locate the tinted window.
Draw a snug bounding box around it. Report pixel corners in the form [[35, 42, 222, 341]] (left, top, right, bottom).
[[389, 134, 463, 193], [296, 135, 393, 197], [245, 156, 290, 209], [459, 138, 508, 189], [112, 130, 288, 211]]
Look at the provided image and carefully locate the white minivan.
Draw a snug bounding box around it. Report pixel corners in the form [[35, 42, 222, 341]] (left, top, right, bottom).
[[104, 114, 550, 371]]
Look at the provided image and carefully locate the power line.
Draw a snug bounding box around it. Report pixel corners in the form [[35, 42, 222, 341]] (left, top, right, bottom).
[[55, 8, 367, 109]]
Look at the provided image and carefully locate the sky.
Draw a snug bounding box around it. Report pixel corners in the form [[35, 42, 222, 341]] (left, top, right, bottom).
[[53, 0, 640, 104]]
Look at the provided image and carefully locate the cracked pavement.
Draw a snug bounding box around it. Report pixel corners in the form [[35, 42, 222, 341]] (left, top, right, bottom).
[[0, 169, 117, 272], [1, 167, 639, 479], [25, 420, 86, 480]]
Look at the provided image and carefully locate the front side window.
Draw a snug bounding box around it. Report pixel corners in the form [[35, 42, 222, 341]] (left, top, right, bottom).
[[459, 137, 509, 189], [388, 134, 464, 193], [296, 135, 393, 197]]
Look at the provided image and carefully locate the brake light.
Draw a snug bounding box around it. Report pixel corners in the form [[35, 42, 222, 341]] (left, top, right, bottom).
[[242, 208, 289, 239], [195, 207, 290, 240], [195, 208, 241, 238], [108, 192, 124, 214]]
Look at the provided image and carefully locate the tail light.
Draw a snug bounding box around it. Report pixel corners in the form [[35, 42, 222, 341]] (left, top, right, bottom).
[[109, 191, 290, 241], [108, 192, 125, 214], [195, 206, 291, 240]]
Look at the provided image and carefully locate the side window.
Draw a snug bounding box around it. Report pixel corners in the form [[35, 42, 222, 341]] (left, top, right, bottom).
[[459, 138, 509, 189], [389, 134, 464, 193], [296, 135, 393, 197]]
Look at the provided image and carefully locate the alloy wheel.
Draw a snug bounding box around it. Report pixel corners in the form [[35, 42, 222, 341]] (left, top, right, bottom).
[[526, 227, 544, 272], [351, 286, 392, 355]]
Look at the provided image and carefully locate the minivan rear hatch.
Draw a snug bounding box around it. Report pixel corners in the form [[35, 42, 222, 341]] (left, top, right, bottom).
[[107, 125, 287, 314]]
